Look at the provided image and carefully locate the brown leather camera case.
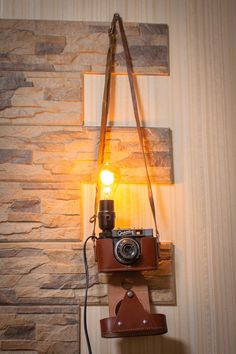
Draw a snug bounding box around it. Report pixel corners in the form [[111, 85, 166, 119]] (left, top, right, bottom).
[[100, 281, 167, 338], [96, 237, 158, 273]]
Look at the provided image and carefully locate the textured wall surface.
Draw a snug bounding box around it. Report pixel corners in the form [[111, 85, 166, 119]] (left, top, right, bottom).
[[0, 1, 236, 354], [0, 13, 172, 354], [0, 305, 80, 353], [0, 18, 168, 76]]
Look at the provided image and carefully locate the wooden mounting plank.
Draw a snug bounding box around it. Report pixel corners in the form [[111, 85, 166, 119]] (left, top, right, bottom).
[[86, 242, 176, 306]]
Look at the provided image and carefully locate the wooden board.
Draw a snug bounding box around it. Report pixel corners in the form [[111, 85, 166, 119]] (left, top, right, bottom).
[[84, 242, 176, 306]]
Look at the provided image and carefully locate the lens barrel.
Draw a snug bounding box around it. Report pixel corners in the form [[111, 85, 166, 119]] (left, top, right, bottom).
[[114, 238, 141, 265]]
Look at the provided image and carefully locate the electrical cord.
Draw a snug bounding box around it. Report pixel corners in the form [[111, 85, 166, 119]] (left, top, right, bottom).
[[83, 235, 96, 354]]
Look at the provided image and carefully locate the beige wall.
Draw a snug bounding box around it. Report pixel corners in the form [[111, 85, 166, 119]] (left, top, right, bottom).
[[1, 1, 236, 354]]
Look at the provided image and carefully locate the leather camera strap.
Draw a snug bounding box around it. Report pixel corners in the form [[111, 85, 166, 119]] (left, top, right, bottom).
[[92, 13, 160, 239]]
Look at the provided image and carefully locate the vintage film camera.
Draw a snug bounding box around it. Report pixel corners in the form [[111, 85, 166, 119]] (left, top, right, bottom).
[[96, 200, 159, 273]]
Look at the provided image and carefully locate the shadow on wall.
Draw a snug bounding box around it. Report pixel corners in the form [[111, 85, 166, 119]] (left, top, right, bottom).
[[117, 335, 189, 354]]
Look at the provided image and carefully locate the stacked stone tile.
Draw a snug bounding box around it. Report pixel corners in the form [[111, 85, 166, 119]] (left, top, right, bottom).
[[0, 19, 173, 352]]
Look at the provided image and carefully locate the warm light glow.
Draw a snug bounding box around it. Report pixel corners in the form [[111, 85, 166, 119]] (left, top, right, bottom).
[[98, 163, 120, 200], [100, 169, 114, 186]]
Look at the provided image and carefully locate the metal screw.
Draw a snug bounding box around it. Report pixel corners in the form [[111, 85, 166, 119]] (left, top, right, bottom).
[[117, 321, 123, 326], [127, 290, 134, 298], [142, 319, 148, 325]]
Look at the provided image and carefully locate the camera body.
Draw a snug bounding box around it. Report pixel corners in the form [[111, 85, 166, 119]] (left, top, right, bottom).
[[96, 228, 158, 273]]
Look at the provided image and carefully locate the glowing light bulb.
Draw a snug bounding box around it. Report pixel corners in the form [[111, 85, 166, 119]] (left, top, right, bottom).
[[98, 163, 120, 200], [100, 169, 114, 186]]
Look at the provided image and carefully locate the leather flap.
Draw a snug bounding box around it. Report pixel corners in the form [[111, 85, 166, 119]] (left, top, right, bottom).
[[100, 290, 168, 337], [113, 290, 164, 333]]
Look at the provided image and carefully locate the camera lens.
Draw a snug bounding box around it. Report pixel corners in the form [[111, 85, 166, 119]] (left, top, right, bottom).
[[114, 238, 141, 265]]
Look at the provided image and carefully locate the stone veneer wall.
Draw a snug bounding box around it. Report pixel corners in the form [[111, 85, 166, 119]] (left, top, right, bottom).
[[0, 19, 171, 353]]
